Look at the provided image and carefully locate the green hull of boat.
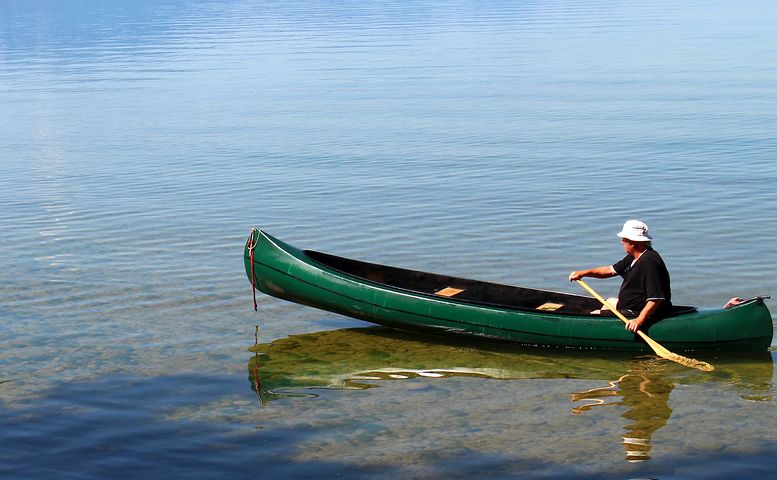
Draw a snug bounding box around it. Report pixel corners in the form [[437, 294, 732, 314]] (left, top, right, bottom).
[[244, 229, 773, 351]]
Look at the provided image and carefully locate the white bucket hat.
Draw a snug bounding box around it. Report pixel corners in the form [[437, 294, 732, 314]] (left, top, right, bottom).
[[617, 220, 652, 242]]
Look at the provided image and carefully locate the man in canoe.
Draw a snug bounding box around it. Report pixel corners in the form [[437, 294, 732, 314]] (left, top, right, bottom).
[[568, 220, 672, 333]]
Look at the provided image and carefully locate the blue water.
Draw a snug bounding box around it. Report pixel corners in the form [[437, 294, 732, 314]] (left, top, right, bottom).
[[2, 0, 777, 478]]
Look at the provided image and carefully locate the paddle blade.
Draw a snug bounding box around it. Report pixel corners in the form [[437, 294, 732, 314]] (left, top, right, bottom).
[[638, 332, 715, 372]]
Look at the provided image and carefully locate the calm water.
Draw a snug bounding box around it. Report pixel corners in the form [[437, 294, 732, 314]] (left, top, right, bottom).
[[2, 0, 777, 478]]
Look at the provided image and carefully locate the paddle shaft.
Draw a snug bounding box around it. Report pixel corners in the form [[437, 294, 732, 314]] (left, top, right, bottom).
[[575, 280, 634, 328]]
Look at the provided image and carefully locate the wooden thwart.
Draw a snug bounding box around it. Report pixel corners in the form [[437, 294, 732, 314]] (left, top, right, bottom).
[[537, 302, 564, 311], [435, 287, 465, 297]]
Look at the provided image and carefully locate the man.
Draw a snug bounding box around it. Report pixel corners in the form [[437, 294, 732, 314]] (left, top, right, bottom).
[[568, 220, 672, 333]]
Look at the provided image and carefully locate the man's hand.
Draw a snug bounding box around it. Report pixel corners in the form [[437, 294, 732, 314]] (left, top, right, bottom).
[[625, 317, 645, 333], [626, 300, 662, 332]]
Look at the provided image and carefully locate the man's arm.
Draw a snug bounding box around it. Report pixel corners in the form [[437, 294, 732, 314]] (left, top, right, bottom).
[[569, 266, 617, 282]]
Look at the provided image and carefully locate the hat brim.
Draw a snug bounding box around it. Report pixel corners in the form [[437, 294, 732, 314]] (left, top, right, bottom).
[[617, 231, 652, 242]]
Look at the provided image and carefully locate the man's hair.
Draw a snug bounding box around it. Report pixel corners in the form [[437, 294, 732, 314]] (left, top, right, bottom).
[[625, 239, 652, 249]]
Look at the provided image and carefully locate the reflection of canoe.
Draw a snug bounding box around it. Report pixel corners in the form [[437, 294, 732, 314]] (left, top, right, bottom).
[[247, 327, 774, 403], [244, 229, 774, 351], [249, 327, 773, 464]]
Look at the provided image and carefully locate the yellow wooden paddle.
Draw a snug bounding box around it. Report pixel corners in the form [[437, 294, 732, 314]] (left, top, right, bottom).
[[576, 279, 714, 372]]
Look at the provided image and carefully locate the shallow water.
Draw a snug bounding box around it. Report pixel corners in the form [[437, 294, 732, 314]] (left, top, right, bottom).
[[2, 0, 777, 478]]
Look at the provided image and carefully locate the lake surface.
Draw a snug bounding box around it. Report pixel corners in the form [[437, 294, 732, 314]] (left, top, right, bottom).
[[2, 0, 776, 478]]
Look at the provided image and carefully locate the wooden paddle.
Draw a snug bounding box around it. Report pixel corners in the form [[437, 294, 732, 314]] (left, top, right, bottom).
[[576, 280, 714, 372]]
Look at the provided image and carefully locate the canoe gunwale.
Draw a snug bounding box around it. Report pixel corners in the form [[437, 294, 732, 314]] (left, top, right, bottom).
[[299, 248, 699, 318]]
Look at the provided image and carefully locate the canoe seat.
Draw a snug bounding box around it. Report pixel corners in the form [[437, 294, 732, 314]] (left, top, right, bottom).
[[435, 287, 465, 297], [536, 302, 564, 312]]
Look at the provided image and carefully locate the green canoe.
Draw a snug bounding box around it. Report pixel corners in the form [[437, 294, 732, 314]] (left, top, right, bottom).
[[244, 228, 773, 351]]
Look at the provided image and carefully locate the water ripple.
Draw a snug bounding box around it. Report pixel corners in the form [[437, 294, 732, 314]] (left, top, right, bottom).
[[1, 0, 776, 476]]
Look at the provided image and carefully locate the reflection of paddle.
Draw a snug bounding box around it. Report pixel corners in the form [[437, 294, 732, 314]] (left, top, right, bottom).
[[576, 280, 714, 372]]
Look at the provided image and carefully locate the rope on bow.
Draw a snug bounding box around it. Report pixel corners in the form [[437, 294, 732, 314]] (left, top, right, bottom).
[[247, 228, 258, 311]]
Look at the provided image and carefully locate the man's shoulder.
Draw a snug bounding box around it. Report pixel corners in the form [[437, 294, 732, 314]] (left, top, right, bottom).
[[612, 254, 632, 271], [644, 248, 663, 259], [642, 249, 668, 267]]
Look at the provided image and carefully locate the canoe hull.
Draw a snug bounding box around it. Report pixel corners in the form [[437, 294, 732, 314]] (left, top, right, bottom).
[[245, 229, 774, 351]]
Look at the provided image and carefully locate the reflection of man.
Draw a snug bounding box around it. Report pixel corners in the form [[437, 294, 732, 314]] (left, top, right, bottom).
[[618, 369, 673, 462], [571, 360, 675, 462]]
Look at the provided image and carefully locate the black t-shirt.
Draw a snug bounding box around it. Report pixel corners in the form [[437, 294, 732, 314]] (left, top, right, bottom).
[[612, 248, 672, 316]]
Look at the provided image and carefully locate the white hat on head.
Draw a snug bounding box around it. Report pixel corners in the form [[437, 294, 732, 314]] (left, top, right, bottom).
[[617, 220, 652, 242]]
